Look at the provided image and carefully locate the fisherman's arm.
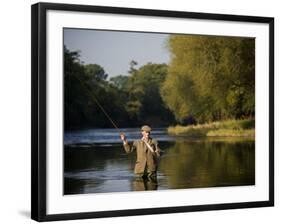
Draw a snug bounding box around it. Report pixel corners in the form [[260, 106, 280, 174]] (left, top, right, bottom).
[[123, 140, 136, 153], [120, 133, 136, 153]]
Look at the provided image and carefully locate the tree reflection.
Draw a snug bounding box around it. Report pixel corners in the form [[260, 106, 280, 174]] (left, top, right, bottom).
[[159, 140, 255, 189]]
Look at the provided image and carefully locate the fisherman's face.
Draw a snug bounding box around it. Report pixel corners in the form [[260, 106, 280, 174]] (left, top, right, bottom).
[[142, 131, 150, 139]]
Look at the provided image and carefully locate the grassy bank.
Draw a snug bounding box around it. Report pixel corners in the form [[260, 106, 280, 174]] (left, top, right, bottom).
[[167, 119, 255, 137]]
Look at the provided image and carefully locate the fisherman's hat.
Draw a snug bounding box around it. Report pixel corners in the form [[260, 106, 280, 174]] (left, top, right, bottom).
[[141, 125, 151, 132]]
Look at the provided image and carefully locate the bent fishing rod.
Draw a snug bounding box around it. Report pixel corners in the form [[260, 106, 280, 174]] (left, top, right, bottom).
[[73, 75, 124, 136]]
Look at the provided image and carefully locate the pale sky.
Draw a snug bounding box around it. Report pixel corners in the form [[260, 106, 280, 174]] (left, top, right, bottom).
[[64, 28, 170, 78]]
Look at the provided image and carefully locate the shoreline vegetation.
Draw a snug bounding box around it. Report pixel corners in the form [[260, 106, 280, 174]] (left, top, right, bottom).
[[64, 34, 255, 131], [167, 119, 255, 137]]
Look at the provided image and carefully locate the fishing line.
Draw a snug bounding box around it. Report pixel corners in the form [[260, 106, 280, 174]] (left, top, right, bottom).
[[72, 74, 122, 134]]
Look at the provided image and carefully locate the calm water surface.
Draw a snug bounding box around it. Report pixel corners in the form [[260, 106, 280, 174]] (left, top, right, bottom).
[[64, 128, 255, 194]]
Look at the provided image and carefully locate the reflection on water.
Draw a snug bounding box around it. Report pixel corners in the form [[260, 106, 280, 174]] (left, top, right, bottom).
[[159, 141, 255, 189], [64, 128, 255, 195], [132, 177, 158, 191]]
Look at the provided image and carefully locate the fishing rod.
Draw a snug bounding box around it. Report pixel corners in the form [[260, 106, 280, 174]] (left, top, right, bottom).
[[72, 75, 123, 135]]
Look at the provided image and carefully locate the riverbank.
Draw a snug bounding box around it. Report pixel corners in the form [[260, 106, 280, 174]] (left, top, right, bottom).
[[167, 119, 255, 137]]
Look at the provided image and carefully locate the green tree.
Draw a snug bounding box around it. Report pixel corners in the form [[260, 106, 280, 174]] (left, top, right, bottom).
[[125, 62, 175, 125], [64, 46, 176, 129], [109, 75, 129, 90], [64, 46, 127, 129], [64, 46, 91, 129], [84, 64, 108, 81], [161, 35, 255, 123]]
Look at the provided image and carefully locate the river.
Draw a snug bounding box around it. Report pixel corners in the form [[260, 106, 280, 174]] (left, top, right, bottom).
[[64, 128, 255, 195]]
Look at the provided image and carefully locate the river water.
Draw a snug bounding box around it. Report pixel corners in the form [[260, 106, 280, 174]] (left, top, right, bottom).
[[64, 128, 255, 195]]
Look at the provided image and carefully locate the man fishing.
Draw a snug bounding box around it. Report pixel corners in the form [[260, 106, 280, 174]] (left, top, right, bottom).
[[75, 75, 161, 183], [120, 125, 161, 180]]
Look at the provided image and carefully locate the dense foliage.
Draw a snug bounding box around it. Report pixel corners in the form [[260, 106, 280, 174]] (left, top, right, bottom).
[[161, 35, 255, 123], [64, 46, 175, 130], [65, 34, 255, 129]]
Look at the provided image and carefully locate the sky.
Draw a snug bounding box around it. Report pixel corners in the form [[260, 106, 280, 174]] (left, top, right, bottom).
[[64, 28, 170, 78]]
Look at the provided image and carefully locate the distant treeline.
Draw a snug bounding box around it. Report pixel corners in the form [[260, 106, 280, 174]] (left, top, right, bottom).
[[64, 46, 175, 130], [64, 34, 255, 130]]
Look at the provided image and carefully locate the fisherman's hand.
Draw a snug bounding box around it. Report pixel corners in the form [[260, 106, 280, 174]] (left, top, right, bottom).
[[141, 137, 148, 142], [120, 133, 126, 141]]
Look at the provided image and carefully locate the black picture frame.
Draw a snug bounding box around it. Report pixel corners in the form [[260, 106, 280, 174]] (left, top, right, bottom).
[[31, 2, 274, 222]]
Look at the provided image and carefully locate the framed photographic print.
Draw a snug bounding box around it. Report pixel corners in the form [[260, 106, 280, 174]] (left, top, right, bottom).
[[31, 2, 274, 222]]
